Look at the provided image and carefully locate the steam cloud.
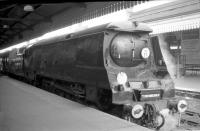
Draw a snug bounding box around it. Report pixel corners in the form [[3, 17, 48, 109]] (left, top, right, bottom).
[[159, 109, 179, 131], [157, 34, 179, 80]]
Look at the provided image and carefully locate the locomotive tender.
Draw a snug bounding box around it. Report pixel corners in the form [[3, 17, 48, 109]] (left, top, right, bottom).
[[0, 20, 187, 129]]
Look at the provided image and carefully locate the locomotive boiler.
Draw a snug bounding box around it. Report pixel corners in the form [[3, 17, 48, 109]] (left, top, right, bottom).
[[0, 20, 188, 129]]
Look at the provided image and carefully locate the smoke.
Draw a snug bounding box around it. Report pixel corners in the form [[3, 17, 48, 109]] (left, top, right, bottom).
[[157, 34, 178, 80], [159, 109, 179, 131]]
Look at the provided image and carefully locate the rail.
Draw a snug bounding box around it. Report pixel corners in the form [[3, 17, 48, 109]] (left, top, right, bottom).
[[176, 89, 200, 100], [181, 110, 200, 128]]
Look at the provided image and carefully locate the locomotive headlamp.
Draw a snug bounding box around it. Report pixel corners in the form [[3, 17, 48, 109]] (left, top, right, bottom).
[[117, 72, 127, 85], [177, 100, 188, 113], [131, 104, 144, 119], [141, 47, 150, 59]]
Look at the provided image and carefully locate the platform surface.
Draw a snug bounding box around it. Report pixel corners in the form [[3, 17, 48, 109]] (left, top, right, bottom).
[[0, 76, 151, 131], [175, 76, 200, 92]]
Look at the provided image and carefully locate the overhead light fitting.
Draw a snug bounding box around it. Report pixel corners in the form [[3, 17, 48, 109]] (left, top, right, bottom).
[[3, 25, 9, 29], [24, 5, 34, 12]]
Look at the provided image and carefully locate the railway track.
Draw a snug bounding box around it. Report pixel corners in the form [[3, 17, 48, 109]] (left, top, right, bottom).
[[176, 89, 200, 100], [176, 89, 200, 129], [181, 110, 200, 128]]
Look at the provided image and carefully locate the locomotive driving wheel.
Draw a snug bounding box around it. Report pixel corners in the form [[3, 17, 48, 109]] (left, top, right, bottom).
[[96, 89, 112, 111]]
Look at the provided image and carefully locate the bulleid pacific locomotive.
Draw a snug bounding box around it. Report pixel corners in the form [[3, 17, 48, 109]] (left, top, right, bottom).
[[0, 20, 187, 129]]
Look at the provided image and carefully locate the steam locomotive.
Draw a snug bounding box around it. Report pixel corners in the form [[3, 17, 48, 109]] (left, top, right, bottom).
[[0, 21, 187, 129]]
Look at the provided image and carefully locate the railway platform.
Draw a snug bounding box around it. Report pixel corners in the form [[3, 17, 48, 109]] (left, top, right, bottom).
[[175, 76, 200, 113], [175, 76, 200, 93], [0, 75, 152, 131]]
